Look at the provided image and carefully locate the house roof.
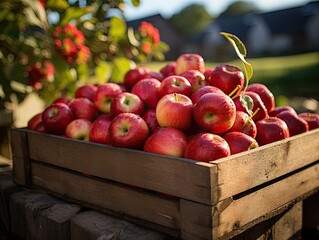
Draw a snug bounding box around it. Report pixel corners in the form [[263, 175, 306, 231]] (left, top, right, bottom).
[[262, 1, 319, 35], [209, 1, 319, 38]]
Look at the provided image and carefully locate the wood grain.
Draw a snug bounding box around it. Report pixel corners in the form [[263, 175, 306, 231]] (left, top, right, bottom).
[[212, 128, 319, 202], [215, 162, 319, 238], [10, 128, 31, 186], [27, 130, 217, 205], [31, 161, 181, 230]]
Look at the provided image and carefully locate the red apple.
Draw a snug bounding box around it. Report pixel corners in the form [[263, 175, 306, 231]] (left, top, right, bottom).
[[246, 83, 275, 113], [93, 83, 123, 113], [203, 67, 214, 83], [255, 117, 290, 146], [27, 113, 46, 133], [159, 62, 176, 78], [156, 93, 193, 131], [142, 109, 160, 133], [208, 64, 244, 96], [298, 112, 319, 130], [193, 92, 236, 134], [75, 84, 98, 101], [233, 91, 268, 121], [52, 96, 72, 105], [144, 127, 187, 157], [123, 66, 150, 90], [175, 53, 205, 75], [68, 97, 97, 121], [131, 78, 161, 109], [276, 111, 309, 136], [227, 111, 257, 138], [42, 102, 74, 135], [89, 114, 113, 144], [108, 113, 149, 149], [223, 132, 259, 154], [184, 132, 231, 162], [141, 71, 164, 82], [190, 85, 223, 104], [65, 119, 92, 141], [110, 92, 144, 117], [180, 69, 206, 92], [159, 75, 192, 98], [269, 106, 296, 117]]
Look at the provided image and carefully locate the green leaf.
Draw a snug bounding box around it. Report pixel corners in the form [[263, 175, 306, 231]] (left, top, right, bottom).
[[220, 32, 253, 84], [127, 27, 140, 47], [22, 0, 49, 30], [95, 61, 112, 83], [47, 0, 70, 10], [109, 17, 126, 40], [76, 64, 89, 81], [111, 57, 135, 83], [131, 0, 140, 7], [239, 94, 254, 116], [60, 7, 92, 26]]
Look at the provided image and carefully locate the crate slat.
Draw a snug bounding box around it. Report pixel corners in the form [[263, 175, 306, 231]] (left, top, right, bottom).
[[214, 162, 319, 238], [11, 128, 31, 186], [212, 129, 319, 202], [27, 131, 218, 205], [31, 161, 181, 232]]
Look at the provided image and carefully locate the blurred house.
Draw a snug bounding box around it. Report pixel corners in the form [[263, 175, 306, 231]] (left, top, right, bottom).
[[192, 1, 319, 60], [126, 14, 183, 60]]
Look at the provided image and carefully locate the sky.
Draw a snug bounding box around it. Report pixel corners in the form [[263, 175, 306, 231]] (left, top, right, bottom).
[[123, 0, 313, 20]]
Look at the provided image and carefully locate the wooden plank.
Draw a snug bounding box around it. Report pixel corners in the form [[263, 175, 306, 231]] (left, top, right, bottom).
[[214, 162, 319, 238], [180, 199, 213, 240], [231, 201, 302, 240], [10, 128, 31, 186], [31, 161, 181, 231], [10, 189, 81, 240], [212, 128, 319, 202], [70, 211, 168, 240], [27, 130, 217, 205]]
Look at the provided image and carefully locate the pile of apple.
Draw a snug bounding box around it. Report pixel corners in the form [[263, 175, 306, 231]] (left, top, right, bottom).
[[27, 53, 319, 163]]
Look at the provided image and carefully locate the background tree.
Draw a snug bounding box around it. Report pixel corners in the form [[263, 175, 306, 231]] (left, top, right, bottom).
[[218, 1, 260, 18], [169, 3, 213, 37], [0, 0, 168, 109]]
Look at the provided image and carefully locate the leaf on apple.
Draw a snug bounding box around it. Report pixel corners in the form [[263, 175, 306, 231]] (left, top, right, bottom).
[[240, 94, 254, 117], [219, 32, 253, 88]]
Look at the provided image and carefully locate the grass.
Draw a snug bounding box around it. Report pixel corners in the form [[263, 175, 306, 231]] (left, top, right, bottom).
[[145, 52, 319, 100]]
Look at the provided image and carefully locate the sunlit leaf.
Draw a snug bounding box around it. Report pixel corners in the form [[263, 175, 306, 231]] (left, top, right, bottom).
[[111, 57, 135, 83], [239, 93, 254, 116], [131, 0, 140, 7], [60, 7, 92, 26], [109, 17, 126, 40], [47, 0, 70, 10], [76, 64, 89, 81], [23, 0, 49, 30], [95, 61, 112, 83], [127, 27, 140, 47], [220, 32, 253, 86]]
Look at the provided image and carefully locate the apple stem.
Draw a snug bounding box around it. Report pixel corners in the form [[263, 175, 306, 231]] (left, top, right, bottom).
[[173, 93, 179, 101], [229, 85, 241, 99], [251, 108, 260, 118]]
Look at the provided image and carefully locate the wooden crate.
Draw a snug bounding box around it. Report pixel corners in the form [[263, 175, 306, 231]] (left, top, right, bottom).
[[10, 128, 319, 239]]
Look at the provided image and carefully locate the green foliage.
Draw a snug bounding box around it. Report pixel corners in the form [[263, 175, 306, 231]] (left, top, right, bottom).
[[0, 0, 168, 109], [170, 3, 212, 37], [218, 1, 260, 18]]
